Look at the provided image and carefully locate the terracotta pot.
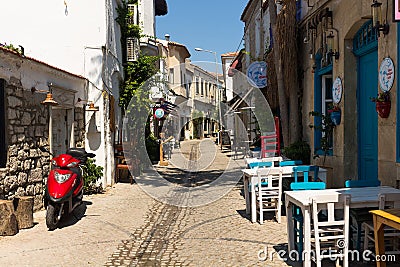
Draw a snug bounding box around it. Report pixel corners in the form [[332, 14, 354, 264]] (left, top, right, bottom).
[[376, 101, 391, 118]]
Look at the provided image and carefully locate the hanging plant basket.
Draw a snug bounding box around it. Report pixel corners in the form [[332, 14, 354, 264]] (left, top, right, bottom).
[[330, 110, 341, 126], [376, 101, 391, 118]]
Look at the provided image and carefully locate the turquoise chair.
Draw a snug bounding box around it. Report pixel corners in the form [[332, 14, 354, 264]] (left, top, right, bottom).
[[248, 161, 273, 169], [345, 179, 381, 251], [290, 181, 325, 191], [290, 165, 322, 259], [293, 165, 319, 182], [279, 160, 303, 166]]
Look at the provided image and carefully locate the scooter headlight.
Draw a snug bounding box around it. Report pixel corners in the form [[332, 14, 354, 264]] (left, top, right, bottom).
[[54, 171, 71, 183], [66, 161, 78, 168]]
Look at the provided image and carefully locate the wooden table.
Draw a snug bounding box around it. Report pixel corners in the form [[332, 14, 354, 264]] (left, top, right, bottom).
[[242, 166, 327, 223], [285, 187, 400, 267], [370, 209, 400, 267]]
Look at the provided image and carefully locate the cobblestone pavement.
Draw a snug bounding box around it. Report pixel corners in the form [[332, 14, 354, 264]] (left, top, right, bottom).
[[104, 139, 290, 266], [0, 139, 395, 266]]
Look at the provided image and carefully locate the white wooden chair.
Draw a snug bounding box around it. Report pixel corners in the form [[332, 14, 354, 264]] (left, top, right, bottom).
[[362, 193, 400, 254], [255, 167, 283, 224], [311, 194, 350, 267]]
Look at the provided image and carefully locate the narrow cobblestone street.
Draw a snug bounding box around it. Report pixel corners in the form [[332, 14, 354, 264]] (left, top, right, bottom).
[[0, 139, 387, 266]]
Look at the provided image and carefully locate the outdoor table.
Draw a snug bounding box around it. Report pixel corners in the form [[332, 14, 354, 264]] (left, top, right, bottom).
[[370, 208, 400, 267], [242, 166, 327, 223], [245, 156, 283, 166], [285, 186, 400, 267]]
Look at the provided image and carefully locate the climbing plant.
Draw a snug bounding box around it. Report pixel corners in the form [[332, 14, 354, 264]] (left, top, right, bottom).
[[116, 1, 164, 164]]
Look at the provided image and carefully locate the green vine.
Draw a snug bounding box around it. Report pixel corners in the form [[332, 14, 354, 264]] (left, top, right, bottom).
[[116, 1, 166, 164], [309, 111, 334, 161]]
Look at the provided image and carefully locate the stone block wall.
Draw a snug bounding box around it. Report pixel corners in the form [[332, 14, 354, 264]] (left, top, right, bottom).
[[1, 78, 50, 211]]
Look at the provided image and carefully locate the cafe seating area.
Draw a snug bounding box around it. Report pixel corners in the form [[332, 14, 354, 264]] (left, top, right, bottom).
[[241, 154, 400, 267]]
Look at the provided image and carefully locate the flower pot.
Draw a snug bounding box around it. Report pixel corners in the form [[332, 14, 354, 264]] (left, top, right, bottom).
[[376, 101, 391, 118], [330, 110, 341, 126]]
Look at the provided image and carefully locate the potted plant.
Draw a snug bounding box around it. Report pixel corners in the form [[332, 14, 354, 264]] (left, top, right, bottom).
[[371, 91, 391, 118], [328, 105, 341, 126]]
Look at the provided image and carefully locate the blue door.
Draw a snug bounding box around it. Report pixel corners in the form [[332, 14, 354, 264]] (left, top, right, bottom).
[[358, 50, 378, 181]]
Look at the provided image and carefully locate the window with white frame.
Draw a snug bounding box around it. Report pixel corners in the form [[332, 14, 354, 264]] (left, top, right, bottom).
[[321, 74, 333, 150], [322, 75, 333, 116]]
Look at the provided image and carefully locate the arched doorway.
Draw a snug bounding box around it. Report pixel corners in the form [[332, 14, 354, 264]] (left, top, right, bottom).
[[353, 20, 378, 181]]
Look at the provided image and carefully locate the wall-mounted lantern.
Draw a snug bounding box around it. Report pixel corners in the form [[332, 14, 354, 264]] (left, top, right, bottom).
[[77, 98, 99, 112], [327, 31, 340, 60], [371, 0, 389, 35], [31, 87, 59, 106]]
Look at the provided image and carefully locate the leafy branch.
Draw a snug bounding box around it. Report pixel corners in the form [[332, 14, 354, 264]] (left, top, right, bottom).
[[309, 111, 334, 161]]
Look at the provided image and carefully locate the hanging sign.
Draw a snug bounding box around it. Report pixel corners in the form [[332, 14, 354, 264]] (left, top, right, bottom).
[[154, 108, 165, 119], [378, 57, 395, 92], [332, 77, 343, 104], [247, 61, 267, 88]]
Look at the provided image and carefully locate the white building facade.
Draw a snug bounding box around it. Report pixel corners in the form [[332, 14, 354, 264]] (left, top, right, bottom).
[[0, 0, 124, 187]]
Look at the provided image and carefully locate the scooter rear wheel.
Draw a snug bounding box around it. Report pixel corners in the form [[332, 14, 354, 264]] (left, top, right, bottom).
[[46, 203, 60, 230]]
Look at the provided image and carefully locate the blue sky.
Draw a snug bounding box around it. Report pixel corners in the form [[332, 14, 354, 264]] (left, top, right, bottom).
[[156, 0, 248, 70]]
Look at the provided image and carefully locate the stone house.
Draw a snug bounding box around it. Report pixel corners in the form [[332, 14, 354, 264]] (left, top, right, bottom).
[[1, 0, 168, 187], [0, 47, 87, 210], [238, 0, 278, 143], [157, 38, 192, 141], [299, 0, 399, 188]]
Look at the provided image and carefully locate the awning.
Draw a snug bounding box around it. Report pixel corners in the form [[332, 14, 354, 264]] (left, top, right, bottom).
[[228, 59, 240, 77], [228, 49, 245, 77]]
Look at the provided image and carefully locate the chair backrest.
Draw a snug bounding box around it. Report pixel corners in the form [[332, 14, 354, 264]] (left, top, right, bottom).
[[311, 193, 350, 233], [279, 160, 303, 167], [311, 194, 350, 262], [249, 161, 273, 169], [257, 167, 283, 190], [344, 179, 381, 188], [293, 165, 319, 182], [290, 181, 326, 191], [260, 156, 283, 166], [378, 193, 400, 209]]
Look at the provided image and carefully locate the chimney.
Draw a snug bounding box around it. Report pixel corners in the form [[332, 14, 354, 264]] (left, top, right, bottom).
[[165, 34, 170, 41]]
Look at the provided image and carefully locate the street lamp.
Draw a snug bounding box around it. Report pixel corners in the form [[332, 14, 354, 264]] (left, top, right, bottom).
[[194, 47, 223, 142]]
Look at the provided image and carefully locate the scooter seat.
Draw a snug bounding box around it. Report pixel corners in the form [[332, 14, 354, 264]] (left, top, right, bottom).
[[66, 148, 88, 162]]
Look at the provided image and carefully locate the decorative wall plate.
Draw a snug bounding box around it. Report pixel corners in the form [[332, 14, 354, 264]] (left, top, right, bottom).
[[379, 57, 394, 92], [332, 77, 342, 104], [247, 61, 267, 88]]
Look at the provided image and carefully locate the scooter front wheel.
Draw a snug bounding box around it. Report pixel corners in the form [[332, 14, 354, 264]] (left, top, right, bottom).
[[46, 203, 61, 230]]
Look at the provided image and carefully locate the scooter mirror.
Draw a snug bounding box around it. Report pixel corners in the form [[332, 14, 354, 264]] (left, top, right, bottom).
[[86, 153, 96, 158]]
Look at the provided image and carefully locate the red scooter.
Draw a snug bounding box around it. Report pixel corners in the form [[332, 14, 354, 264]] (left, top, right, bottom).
[[44, 148, 95, 230]]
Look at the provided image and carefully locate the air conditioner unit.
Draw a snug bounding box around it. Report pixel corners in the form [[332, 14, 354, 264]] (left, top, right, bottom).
[[127, 37, 139, 62]]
